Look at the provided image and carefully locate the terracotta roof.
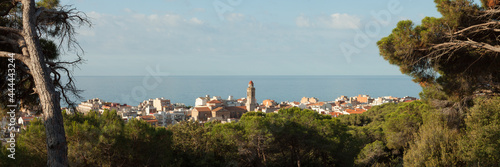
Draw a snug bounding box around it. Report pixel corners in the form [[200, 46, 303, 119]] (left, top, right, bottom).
[[226, 106, 247, 112], [262, 99, 276, 106], [308, 102, 325, 106], [249, 80, 253, 85], [140, 115, 156, 120], [330, 112, 343, 117], [207, 100, 222, 104], [194, 107, 211, 112], [346, 108, 366, 114], [212, 107, 227, 112]]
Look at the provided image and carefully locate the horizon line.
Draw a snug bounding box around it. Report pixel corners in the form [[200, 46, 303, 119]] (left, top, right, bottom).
[[72, 74, 409, 77]]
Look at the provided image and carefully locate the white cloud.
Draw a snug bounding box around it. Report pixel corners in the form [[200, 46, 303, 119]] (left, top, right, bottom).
[[189, 17, 203, 25], [322, 13, 360, 29], [296, 13, 360, 29], [74, 10, 363, 76], [295, 15, 311, 28]]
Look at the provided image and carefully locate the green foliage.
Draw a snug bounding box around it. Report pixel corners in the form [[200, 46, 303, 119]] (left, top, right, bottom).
[[168, 120, 237, 166], [4, 110, 172, 166], [377, 0, 500, 97], [6, 99, 499, 166], [383, 101, 429, 151], [0, 118, 47, 167], [168, 108, 357, 166], [403, 111, 462, 166], [39, 38, 60, 60], [375, 1, 500, 162], [262, 108, 356, 166], [419, 84, 449, 102], [36, 0, 60, 9], [355, 140, 388, 167], [458, 97, 500, 166], [343, 97, 500, 166]]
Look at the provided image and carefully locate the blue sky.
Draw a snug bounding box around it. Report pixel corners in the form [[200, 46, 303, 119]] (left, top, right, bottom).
[[60, 0, 442, 76]]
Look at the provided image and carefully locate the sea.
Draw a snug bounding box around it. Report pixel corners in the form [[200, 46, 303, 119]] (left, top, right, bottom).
[[69, 75, 422, 107]]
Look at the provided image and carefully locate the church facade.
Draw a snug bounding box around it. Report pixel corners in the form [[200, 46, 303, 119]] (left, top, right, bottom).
[[191, 81, 256, 122]]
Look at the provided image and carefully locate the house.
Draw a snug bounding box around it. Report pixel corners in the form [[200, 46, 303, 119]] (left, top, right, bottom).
[[119, 111, 138, 121], [301, 97, 319, 104], [330, 112, 343, 118], [195, 95, 210, 106], [289, 101, 307, 109], [356, 95, 373, 104], [262, 99, 277, 107], [211, 107, 231, 120], [100, 103, 133, 113], [261, 107, 279, 113], [137, 115, 158, 126], [307, 102, 332, 113], [77, 98, 105, 114], [191, 107, 212, 122], [207, 100, 223, 109], [226, 106, 247, 118], [144, 105, 157, 115], [153, 97, 173, 111]]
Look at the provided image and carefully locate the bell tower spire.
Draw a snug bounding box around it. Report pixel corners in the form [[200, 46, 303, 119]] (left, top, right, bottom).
[[246, 81, 256, 111]]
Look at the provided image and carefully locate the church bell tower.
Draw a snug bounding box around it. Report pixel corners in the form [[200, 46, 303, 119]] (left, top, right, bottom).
[[246, 81, 256, 111]]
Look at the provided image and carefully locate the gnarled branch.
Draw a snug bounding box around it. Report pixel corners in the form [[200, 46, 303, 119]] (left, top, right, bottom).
[[0, 50, 30, 64]]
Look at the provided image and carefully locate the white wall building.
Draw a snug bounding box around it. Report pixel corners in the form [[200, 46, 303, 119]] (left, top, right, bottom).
[[195, 95, 210, 106], [77, 98, 104, 113]]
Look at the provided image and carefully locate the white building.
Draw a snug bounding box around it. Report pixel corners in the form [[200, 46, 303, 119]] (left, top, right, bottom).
[[152, 97, 172, 112], [144, 105, 157, 115], [289, 101, 307, 109], [152, 110, 187, 126], [77, 98, 104, 113], [195, 95, 211, 106]]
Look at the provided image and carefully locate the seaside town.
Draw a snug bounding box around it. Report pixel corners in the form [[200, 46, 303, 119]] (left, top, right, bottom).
[[2, 81, 418, 134]]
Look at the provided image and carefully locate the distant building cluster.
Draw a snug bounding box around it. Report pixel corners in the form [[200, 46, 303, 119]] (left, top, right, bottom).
[[1, 80, 420, 141], [0, 79, 420, 146], [296, 94, 418, 117], [75, 97, 189, 127], [66, 80, 419, 127]]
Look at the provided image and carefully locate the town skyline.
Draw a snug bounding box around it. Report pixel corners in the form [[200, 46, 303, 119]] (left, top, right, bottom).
[[71, 80, 418, 126]]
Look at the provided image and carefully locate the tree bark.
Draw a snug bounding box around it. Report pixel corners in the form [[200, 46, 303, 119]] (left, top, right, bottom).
[[21, 0, 68, 166]]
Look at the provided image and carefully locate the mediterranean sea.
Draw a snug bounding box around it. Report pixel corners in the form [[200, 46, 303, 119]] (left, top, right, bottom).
[[70, 75, 422, 106]]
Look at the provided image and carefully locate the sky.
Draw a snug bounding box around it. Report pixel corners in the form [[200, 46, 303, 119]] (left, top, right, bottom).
[[59, 0, 442, 76]]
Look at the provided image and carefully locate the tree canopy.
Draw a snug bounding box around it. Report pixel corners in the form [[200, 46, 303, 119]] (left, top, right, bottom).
[[377, 0, 500, 98]]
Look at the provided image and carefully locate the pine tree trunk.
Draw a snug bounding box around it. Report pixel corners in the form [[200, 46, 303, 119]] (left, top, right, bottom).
[[21, 0, 68, 166]]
